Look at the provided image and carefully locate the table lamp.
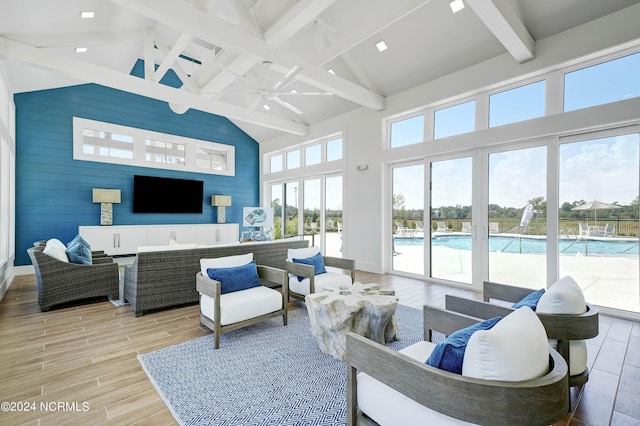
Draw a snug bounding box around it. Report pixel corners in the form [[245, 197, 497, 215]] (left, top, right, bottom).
[[212, 195, 232, 223], [92, 188, 121, 226]]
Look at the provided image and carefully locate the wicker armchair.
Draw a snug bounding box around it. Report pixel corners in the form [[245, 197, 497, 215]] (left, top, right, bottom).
[[27, 246, 120, 312]]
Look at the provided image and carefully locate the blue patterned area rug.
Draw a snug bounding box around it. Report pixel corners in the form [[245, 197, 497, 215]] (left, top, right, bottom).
[[138, 304, 424, 425]]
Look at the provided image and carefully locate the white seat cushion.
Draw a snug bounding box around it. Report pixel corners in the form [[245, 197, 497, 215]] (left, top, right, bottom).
[[547, 339, 588, 376], [462, 307, 548, 381], [289, 271, 352, 296], [200, 286, 282, 326], [357, 341, 477, 425]]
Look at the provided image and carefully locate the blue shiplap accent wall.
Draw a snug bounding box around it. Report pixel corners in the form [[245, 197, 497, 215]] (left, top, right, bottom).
[[14, 78, 259, 265]]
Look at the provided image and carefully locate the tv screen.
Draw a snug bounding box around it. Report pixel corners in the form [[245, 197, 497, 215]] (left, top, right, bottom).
[[133, 175, 204, 214]]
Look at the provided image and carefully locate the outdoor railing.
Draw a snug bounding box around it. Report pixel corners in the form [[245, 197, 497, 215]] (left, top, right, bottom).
[[388, 219, 640, 237]]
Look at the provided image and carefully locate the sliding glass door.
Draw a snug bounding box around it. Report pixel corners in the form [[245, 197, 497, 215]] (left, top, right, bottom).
[[559, 130, 639, 312], [430, 157, 472, 284], [325, 175, 343, 257], [487, 146, 547, 289], [391, 163, 424, 275]]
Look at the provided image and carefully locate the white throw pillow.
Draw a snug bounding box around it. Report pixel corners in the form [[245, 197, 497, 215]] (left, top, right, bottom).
[[462, 306, 549, 381], [43, 238, 69, 263], [537, 276, 586, 315], [200, 253, 253, 277]]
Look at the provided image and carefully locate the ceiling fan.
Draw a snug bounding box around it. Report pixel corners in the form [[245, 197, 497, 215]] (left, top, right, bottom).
[[206, 61, 333, 115]]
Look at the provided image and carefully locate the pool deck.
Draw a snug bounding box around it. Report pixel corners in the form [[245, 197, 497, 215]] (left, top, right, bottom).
[[392, 232, 640, 314]]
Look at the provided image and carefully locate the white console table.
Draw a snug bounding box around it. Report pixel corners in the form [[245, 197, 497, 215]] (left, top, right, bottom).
[[79, 223, 239, 256]]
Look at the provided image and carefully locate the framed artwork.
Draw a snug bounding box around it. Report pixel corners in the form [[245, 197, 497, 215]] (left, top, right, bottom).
[[243, 207, 274, 227]]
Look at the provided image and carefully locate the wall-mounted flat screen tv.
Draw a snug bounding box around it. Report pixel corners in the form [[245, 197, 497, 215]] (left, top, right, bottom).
[[133, 175, 204, 214]]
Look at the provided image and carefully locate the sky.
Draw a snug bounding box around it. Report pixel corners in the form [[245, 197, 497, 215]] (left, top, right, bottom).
[[395, 133, 640, 211]]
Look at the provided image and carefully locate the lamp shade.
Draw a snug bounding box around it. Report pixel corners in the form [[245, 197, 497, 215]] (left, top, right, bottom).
[[92, 188, 121, 203], [211, 195, 232, 207]]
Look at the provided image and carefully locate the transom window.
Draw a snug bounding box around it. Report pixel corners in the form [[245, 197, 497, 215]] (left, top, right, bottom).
[[73, 117, 234, 176], [390, 115, 424, 148], [266, 134, 343, 174], [564, 51, 640, 112], [489, 80, 545, 127], [434, 100, 475, 139]]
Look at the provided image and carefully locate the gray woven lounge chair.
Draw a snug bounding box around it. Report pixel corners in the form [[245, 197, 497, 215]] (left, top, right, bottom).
[[27, 246, 120, 312], [346, 305, 569, 425], [196, 264, 289, 349], [445, 280, 598, 388]]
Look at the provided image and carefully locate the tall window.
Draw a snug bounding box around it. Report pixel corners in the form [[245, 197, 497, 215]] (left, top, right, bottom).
[[392, 163, 424, 275], [325, 175, 343, 257], [559, 132, 639, 312]]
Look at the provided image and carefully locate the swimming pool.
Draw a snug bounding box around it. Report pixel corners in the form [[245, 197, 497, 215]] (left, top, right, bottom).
[[395, 235, 639, 256]]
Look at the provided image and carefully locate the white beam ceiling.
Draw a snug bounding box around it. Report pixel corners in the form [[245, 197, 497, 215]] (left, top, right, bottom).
[[264, 0, 338, 47], [313, 0, 433, 66], [108, 0, 386, 111], [0, 36, 308, 135], [466, 0, 535, 63]]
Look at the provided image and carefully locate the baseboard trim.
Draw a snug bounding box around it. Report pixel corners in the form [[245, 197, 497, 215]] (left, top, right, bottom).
[[14, 265, 34, 276]]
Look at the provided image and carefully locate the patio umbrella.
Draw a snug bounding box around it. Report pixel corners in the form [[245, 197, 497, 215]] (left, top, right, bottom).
[[571, 200, 621, 220]]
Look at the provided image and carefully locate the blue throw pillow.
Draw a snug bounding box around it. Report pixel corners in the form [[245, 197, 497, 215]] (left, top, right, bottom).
[[426, 316, 501, 374], [65, 235, 92, 265], [292, 252, 327, 282], [512, 289, 545, 310], [206, 261, 262, 294]]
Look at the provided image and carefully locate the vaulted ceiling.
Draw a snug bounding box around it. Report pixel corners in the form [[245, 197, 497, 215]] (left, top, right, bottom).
[[1, 0, 639, 142]]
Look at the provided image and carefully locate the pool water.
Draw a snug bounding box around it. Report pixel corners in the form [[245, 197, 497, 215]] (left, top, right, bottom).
[[396, 235, 639, 256]]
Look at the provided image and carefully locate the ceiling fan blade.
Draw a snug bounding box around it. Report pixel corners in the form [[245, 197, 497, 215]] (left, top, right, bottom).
[[246, 96, 263, 112], [270, 96, 304, 115], [278, 91, 333, 96], [273, 65, 301, 91]]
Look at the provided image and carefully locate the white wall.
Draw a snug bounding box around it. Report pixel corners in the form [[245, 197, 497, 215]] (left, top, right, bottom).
[[260, 4, 640, 274], [0, 60, 16, 300]]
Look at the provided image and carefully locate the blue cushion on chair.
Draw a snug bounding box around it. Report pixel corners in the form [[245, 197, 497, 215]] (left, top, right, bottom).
[[292, 252, 327, 282], [207, 261, 262, 294], [512, 289, 545, 310], [65, 235, 92, 264], [426, 316, 502, 374]]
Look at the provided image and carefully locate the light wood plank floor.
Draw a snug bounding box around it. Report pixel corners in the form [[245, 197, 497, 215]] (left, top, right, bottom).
[[0, 272, 638, 425]]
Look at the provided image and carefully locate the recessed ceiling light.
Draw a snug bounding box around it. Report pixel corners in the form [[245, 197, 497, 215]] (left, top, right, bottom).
[[262, 104, 270, 111], [75, 47, 88, 53], [375, 41, 388, 52], [80, 11, 95, 19], [328, 69, 336, 75], [449, 0, 465, 13]]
